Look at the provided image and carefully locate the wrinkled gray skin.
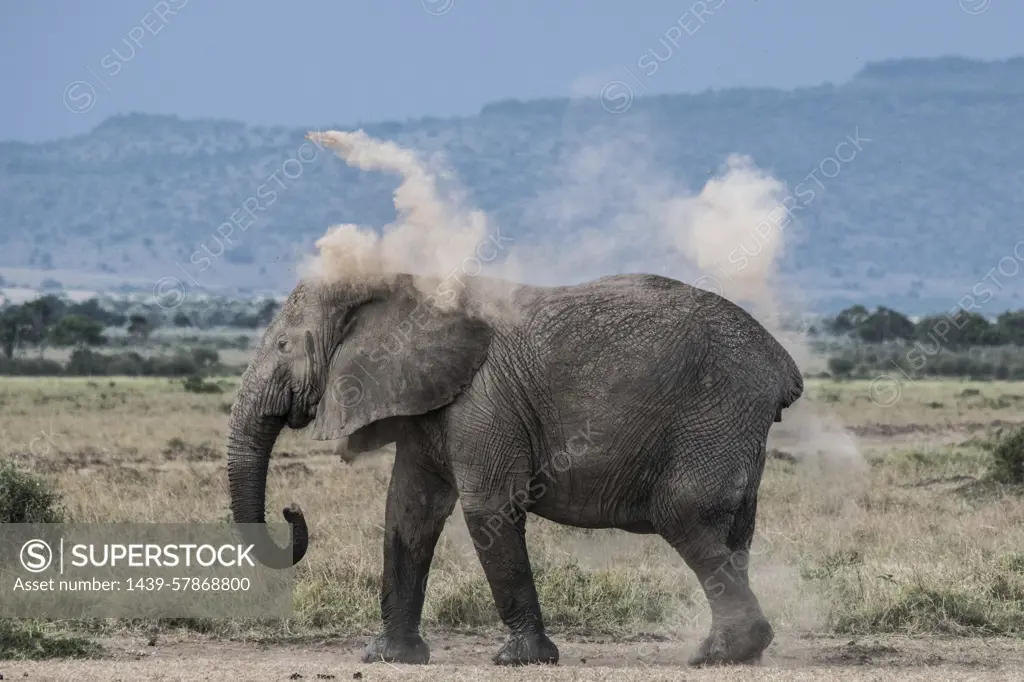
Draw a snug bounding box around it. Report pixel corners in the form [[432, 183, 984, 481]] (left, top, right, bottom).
[[227, 272, 803, 667]]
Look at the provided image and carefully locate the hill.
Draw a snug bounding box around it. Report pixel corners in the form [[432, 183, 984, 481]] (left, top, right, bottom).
[[2, 56, 1023, 314]]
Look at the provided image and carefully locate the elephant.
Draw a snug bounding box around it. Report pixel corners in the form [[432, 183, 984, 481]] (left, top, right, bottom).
[[226, 270, 804, 667]]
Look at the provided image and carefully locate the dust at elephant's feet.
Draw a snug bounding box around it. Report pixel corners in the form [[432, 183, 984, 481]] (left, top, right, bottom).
[[360, 633, 430, 665], [492, 633, 560, 666], [688, 619, 774, 667]]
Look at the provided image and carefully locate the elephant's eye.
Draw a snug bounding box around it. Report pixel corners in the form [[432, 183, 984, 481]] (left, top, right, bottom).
[[276, 336, 290, 352]]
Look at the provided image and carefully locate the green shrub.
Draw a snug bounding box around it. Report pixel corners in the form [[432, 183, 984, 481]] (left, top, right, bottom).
[[148, 353, 199, 377], [0, 460, 66, 523], [182, 375, 224, 394], [0, 357, 65, 376], [827, 356, 855, 378], [0, 620, 100, 660], [990, 425, 1024, 484], [65, 348, 112, 375], [105, 351, 147, 376]]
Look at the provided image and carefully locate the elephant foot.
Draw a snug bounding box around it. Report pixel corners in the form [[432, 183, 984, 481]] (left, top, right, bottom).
[[493, 632, 559, 666], [688, 619, 773, 666], [361, 632, 430, 665]]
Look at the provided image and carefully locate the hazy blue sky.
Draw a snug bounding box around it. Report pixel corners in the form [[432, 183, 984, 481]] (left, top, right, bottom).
[[3, 0, 1022, 142]]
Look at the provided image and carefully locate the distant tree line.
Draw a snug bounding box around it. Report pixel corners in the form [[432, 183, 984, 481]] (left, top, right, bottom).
[[824, 304, 1024, 347], [822, 305, 1024, 380], [0, 294, 281, 360], [0, 296, 112, 359], [826, 344, 1024, 381], [0, 347, 229, 379], [0, 293, 277, 377]]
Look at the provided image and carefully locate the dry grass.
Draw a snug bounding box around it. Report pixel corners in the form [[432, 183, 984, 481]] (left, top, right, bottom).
[[802, 378, 1024, 430], [1, 376, 1023, 678]]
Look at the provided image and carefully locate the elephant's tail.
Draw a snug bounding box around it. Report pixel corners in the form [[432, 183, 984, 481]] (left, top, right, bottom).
[[773, 355, 804, 422]]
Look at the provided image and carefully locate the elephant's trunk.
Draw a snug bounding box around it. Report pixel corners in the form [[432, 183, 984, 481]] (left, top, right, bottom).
[[227, 411, 309, 568]]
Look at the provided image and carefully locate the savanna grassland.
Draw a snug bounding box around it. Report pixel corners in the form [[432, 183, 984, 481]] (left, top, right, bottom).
[[2, 375, 1024, 681]]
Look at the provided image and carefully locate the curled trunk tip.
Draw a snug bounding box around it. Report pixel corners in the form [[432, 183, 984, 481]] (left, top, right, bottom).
[[233, 503, 309, 569], [227, 411, 310, 568]]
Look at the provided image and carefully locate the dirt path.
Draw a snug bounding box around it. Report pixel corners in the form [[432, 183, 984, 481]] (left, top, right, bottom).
[[3, 632, 1022, 681]]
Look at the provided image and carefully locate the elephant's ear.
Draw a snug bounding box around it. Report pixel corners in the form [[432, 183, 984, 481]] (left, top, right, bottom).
[[308, 290, 491, 441]]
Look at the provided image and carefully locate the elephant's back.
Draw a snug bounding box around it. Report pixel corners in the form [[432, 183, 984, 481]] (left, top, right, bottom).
[[517, 273, 800, 412], [520, 272, 767, 351]]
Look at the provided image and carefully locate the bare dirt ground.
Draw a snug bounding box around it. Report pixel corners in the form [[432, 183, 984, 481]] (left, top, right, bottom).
[[4, 632, 1024, 681]]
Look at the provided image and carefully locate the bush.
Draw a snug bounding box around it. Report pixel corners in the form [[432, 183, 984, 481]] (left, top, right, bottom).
[[182, 375, 224, 394], [0, 349, 241, 378], [148, 354, 199, 377], [827, 356, 855, 378], [990, 425, 1024, 484], [0, 465, 90, 660], [0, 620, 100, 660], [0, 460, 66, 523], [105, 351, 147, 376], [65, 348, 112, 375], [0, 357, 65, 376]]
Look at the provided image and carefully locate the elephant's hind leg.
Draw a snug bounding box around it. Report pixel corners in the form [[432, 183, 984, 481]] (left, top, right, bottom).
[[361, 444, 457, 665], [462, 498, 559, 666], [655, 459, 773, 666]]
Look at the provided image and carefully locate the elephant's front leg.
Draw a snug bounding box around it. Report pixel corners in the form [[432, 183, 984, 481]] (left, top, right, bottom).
[[463, 499, 559, 666], [362, 459, 457, 665]]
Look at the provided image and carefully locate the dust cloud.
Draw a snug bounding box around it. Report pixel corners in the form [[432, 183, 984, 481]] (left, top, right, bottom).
[[299, 130, 497, 311]]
